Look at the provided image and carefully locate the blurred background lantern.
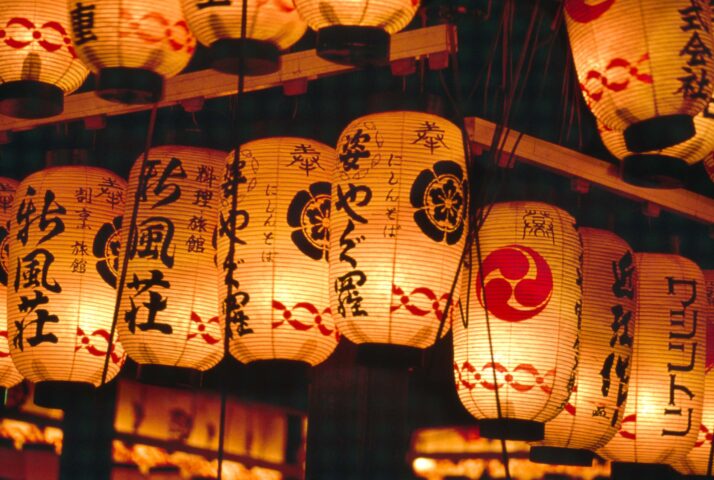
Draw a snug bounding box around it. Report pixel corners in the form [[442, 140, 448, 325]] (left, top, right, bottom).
[[180, 0, 307, 75], [597, 105, 714, 187], [0, 178, 23, 395], [329, 111, 467, 363], [7, 166, 127, 407], [453, 201, 581, 441], [599, 253, 706, 479], [0, 0, 89, 118], [672, 269, 714, 478], [117, 146, 225, 383], [705, 152, 714, 185], [530, 227, 636, 466], [565, 0, 714, 155], [67, 0, 195, 104], [217, 138, 338, 367], [294, 0, 420, 65]]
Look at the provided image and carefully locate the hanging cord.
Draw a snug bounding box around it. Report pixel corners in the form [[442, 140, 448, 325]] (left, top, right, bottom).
[[217, 0, 248, 477], [100, 104, 158, 386]]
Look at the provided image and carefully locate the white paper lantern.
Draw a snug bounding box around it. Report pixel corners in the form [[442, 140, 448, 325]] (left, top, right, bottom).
[[217, 138, 338, 366], [453, 201, 581, 440], [7, 166, 127, 404], [329, 111, 467, 357], [530, 227, 636, 465], [67, 0, 195, 103], [294, 0, 420, 64], [117, 146, 225, 375], [0, 0, 89, 118], [0, 178, 22, 389], [600, 253, 706, 471], [180, 0, 307, 75], [565, 0, 714, 153]]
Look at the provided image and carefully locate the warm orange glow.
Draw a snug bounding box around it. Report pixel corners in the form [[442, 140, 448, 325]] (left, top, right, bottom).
[[0, 178, 22, 389], [295, 0, 420, 34]]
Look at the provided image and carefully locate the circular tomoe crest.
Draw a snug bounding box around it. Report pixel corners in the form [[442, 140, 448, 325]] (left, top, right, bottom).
[[410, 160, 468, 245], [93, 216, 122, 288], [476, 244, 553, 322], [287, 181, 331, 261]]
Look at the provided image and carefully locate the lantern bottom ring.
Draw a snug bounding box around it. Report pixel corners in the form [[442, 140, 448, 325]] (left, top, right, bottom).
[[33, 380, 96, 409], [96, 67, 164, 105], [136, 364, 204, 389], [0, 80, 63, 119], [355, 343, 422, 369], [623, 114, 695, 153], [529, 445, 594, 466], [316, 26, 390, 66], [478, 418, 544, 441], [610, 461, 677, 480], [621, 154, 687, 188], [209, 39, 281, 76]]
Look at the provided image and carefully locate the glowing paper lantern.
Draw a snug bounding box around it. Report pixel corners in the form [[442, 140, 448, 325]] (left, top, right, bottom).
[[530, 227, 636, 465], [565, 0, 714, 154], [329, 111, 467, 356], [599, 253, 706, 474], [705, 151, 714, 185], [117, 146, 225, 375], [672, 269, 714, 477], [67, 0, 195, 103], [0, 179, 23, 390], [0, 0, 89, 118], [294, 0, 420, 64], [217, 138, 338, 366], [180, 0, 307, 75], [453, 201, 581, 441], [7, 166, 127, 405]]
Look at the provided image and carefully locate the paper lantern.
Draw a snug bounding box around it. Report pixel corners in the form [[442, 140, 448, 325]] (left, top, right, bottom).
[[0, 0, 89, 118], [599, 253, 706, 473], [565, 0, 714, 154], [672, 269, 714, 477], [217, 138, 338, 366], [530, 227, 636, 466], [7, 166, 127, 405], [705, 151, 714, 185], [117, 146, 225, 377], [294, 0, 420, 64], [67, 0, 195, 103], [598, 105, 714, 187], [453, 201, 581, 441], [0, 178, 23, 390], [329, 111, 467, 358], [180, 0, 307, 75]]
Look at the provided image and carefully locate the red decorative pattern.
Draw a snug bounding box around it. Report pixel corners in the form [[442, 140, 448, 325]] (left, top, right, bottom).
[[563, 384, 578, 415], [618, 413, 636, 440], [187, 312, 220, 345], [390, 284, 453, 325], [0, 330, 10, 358], [75, 327, 124, 365], [454, 361, 555, 394], [565, 0, 616, 23], [580, 53, 653, 106], [694, 423, 712, 448], [272, 300, 339, 339], [118, 10, 195, 54], [1, 17, 76, 58], [476, 245, 553, 322]]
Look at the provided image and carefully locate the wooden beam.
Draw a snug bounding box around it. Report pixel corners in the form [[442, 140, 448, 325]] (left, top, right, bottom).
[[465, 116, 714, 226], [0, 25, 456, 134]]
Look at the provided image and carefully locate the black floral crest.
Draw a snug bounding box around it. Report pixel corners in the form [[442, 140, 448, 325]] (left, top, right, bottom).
[[287, 182, 331, 261], [410, 160, 467, 245], [93, 216, 122, 288]]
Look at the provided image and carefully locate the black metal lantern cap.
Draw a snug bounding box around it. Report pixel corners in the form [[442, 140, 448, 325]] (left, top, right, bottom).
[[529, 445, 594, 466], [478, 418, 544, 441], [136, 364, 203, 389], [97, 67, 164, 104], [316, 26, 390, 66], [356, 343, 422, 369], [33, 380, 95, 409], [0, 80, 63, 119], [621, 153, 688, 188], [611, 462, 677, 480], [624, 114, 695, 152], [209, 38, 281, 76]]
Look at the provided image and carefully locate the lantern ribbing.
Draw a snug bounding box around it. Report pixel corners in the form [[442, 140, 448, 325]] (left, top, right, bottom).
[[0, 178, 22, 390]]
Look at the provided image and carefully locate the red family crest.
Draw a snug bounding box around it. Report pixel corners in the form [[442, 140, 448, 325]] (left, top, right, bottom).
[[565, 0, 616, 23], [476, 245, 553, 322]]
